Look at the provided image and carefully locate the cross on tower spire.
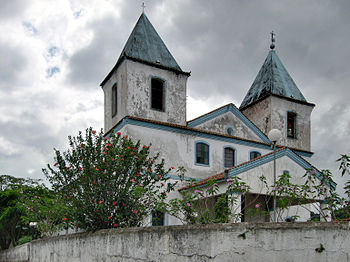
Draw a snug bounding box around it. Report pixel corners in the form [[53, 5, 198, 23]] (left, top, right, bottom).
[[270, 31, 276, 50], [142, 2, 146, 13]]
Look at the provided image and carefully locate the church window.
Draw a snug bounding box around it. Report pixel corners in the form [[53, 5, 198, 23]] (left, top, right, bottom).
[[151, 210, 165, 226], [249, 151, 261, 160], [224, 147, 235, 168], [287, 112, 297, 138], [151, 78, 165, 111], [195, 142, 209, 165], [226, 126, 234, 136], [112, 83, 118, 117]]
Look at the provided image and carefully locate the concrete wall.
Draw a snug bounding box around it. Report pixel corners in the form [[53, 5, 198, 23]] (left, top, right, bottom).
[[102, 60, 188, 132], [1, 222, 349, 262]]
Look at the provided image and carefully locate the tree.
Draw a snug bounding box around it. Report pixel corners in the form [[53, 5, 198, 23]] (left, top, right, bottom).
[[43, 128, 177, 231]]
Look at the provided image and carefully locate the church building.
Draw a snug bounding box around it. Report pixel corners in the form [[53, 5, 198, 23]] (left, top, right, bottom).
[[100, 13, 332, 225]]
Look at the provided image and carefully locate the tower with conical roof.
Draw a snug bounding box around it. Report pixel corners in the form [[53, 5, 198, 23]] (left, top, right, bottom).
[[240, 36, 315, 152], [100, 12, 190, 132]]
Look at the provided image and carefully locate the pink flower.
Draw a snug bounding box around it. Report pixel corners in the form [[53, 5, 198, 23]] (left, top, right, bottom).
[[95, 167, 99, 171], [171, 166, 175, 169], [226, 178, 233, 182], [116, 132, 121, 135], [130, 179, 135, 182], [112, 201, 116, 206], [113, 223, 118, 227], [157, 174, 162, 178], [310, 168, 316, 175], [255, 204, 260, 208], [92, 130, 96, 134], [187, 203, 191, 207], [34, 195, 38, 199], [99, 201, 104, 204], [108, 216, 112, 220], [105, 137, 108, 140], [144, 146, 148, 149], [66, 166, 70, 171], [63, 217, 68, 221], [54, 163, 58, 167], [93, 200, 97, 204], [79, 167, 83, 171], [123, 135, 127, 139], [128, 146, 131, 149], [133, 210, 138, 214], [93, 180, 96, 185]]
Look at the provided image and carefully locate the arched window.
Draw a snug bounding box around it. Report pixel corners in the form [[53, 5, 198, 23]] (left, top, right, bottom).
[[151, 78, 165, 111], [224, 147, 235, 168], [250, 151, 261, 160], [111, 83, 118, 117], [196, 142, 209, 165], [226, 126, 234, 136]]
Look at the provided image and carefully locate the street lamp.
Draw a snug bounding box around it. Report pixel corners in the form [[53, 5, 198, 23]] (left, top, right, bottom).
[[268, 129, 282, 222], [29, 222, 37, 240]]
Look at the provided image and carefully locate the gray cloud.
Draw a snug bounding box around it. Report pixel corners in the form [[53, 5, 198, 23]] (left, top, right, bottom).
[[0, 0, 29, 20]]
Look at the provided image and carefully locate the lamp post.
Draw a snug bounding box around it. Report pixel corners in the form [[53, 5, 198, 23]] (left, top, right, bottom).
[[29, 222, 37, 240], [267, 129, 282, 222]]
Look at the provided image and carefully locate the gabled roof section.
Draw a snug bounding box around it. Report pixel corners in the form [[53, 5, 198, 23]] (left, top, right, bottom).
[[240, 50, 308, 109], [101, 13, 187, 86], [180, 147, 335, 191], [187, 103, 271, 144]]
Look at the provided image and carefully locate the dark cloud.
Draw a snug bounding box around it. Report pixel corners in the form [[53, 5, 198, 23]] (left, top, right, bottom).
[[0, 42, 28, 90], [0, 0, 29, 20]]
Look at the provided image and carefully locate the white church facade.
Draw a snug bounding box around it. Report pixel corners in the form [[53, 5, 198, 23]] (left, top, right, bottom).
[[100, 13, 333, 225]]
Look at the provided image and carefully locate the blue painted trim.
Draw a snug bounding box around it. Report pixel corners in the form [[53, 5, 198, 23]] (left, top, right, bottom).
[[227, 148, 336, 190], [194, 140, 210, 166], [249, 150, 262, 160], [149, 76, 167, 112], [108, 117, 313, 158], [165, 174, 200, 181], [187, 104, 270, 143], [223, 146, 236, 169], [225, 126, 234, 136]]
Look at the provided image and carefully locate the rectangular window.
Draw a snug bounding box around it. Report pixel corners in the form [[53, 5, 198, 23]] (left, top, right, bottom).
[[287, 112, 296, 138], [112, 83, 117, 117], [249, 151, 261, 160], [151, 211, 165, 226], [196, 142, 209, 165], [151, 78, 165, 111], [224, 148, 235, 168]]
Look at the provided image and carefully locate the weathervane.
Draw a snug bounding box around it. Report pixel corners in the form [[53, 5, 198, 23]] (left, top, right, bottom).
[[270, 31, 276, 50], [142, 2, 146, 13]]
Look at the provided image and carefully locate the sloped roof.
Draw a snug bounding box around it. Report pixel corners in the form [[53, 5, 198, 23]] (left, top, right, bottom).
[[179, 147, 335, 191], [240, 50, 308, 109], [101, 13, 189, 86]]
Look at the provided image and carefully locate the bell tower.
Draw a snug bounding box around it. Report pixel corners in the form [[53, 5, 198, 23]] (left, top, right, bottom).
[[100, 13, 190, 132], [240, 34, 315, 152]]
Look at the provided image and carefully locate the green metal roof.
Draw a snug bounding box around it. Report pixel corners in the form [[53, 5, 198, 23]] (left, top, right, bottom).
[[240, 50, 307, 109], [119, 13, 182, 71]]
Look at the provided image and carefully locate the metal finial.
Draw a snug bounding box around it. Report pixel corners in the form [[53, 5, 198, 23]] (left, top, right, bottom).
[[142, 2, 146, 13], [270, 31, 275, 50]]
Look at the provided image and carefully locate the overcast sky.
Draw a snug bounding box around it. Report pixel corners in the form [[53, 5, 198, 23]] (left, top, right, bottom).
[[1, 0, 349, 196]]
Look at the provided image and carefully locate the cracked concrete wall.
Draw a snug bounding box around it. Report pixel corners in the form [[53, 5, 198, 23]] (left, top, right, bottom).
[[194, 112, 262, 142], [241, 96, 314, 152], [2, 222, 349, 262], [102, 60, 188, 133]]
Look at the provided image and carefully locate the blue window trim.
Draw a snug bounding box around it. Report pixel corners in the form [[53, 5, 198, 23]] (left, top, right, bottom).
[[149, 76, 167, 112], [286, 111, 298, 139], [249, 150, 262, 160], [195, 140, 210, 167], [223, 146, 236, 169], [225, 126, 234, 136], [150, 211, 167, 226]]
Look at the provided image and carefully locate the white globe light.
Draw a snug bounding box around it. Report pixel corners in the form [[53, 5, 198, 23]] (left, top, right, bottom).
[[268, 129, 282, 143]]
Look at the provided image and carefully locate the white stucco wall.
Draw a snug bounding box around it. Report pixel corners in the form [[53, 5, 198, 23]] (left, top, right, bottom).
[[102, 60, 189, 132]]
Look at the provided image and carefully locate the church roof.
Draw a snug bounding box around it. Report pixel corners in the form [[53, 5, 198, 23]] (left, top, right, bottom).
[[240, 50, 307, 109], [101, 13, 188, 86], [118, 13, 182, 71]]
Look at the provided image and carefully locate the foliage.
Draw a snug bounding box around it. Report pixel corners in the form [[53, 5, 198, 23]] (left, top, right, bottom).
[[0, 175, 65, 250], [167, 176, 250, 224], [17, 235, 32, 246], [43, 128, 178, 231]]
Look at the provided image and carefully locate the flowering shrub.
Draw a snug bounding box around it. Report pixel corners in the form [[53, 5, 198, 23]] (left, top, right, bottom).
[[43, 128, 176, 230]]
